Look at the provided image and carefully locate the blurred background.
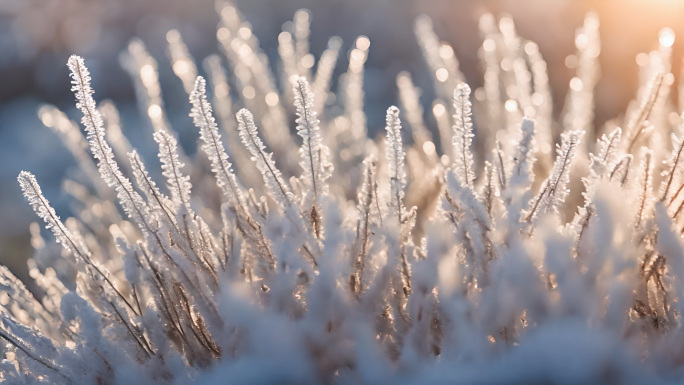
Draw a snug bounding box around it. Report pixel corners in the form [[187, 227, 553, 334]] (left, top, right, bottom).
[[1, 0, 684, 280]]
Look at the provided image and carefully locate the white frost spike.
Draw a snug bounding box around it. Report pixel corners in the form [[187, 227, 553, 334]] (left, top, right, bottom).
[[636, 148, 655, 228], [581, 127, 621, 202], [154, 130, 192, 211], [357, 156, 383, 223], [237, 108, 293, 208], [493, 142, 508, 192], [452, 82, 475, 191], [294, 77, 330, 239], [385, 106, 407, 222], [510, 118, 536, 186], [191, 76, 246, 210], [384, 107, 414, 294], [67, 55, 154, 233], [525, 129, 583, 223], [294, 76, 330, 197], [591, 127, 622, 177], [18, 171, 85, 257], [482, 161, 497, 218], [573, 127, 623, 236]]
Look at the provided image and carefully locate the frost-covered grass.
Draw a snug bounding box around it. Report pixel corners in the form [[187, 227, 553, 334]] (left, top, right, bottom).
[[3, 4, 684, 384]]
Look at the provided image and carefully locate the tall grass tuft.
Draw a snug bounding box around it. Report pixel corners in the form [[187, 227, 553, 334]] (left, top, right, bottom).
[[4, 4, 684, 384]]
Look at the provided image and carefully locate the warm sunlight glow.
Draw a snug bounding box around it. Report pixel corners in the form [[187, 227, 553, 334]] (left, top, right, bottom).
[[659, 27, 675, 48]]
